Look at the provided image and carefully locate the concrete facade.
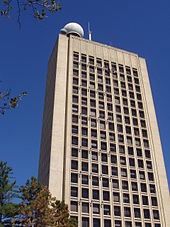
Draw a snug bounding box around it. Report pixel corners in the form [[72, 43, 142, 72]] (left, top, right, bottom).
[[38, 34, 170, 227]]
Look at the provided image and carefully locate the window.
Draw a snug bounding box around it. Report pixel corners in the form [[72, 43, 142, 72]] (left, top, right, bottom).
[[109, 122, 114, 131], [82, 127, 88, 136], [128, 147, 134, 155], [131, 182, 138, 191], [72, 148, 78, 157], [102, 178, 109, 187], [144, 140, 149, 148], [90, 108, 96, 117], [82, 150, 88, 159], [114, 206, 121, 216], [129, 158, 135, 167], [115, 220, 122, 227], [118, 134, 124, 143], [72, 137, 78, 146], [100, 131, 106, 140], [82, 117, 87, 125], [112, 179, 119, 189], [102, 165, 108, 174], [92, 176, 99, 186], [125, 221, 132, 227], [73, 86, 78, 94], [134, 208, 141, 218], [102, 153, 108, 162], [93, 218, 100, 227], [135, 223, 142, 227], [127, 136, 132, 145], [73, 61, 79, 69], [123, 193, 130, 203], [153, 210, 159, 220], [150, 184, 156, 193], [82, 175, 88, 185], [120, 156, 126, 165], [82, 138, 88, 147], [119, 145, 125, 153], [82, 188, 89, 198], [82, 88, 87, 96], [70, 201, 78, 212], [126, 126, 131, 134], [91, 140, 97, 149], [148, 172, 154, 181], [138, 159, 144, 168], [71, 173, 78, 183], [82, 217, 89, 227], [82, 71, 87, 78], [137, 148, 142, 157], [93, 204, 100, 214], [71, 160, 78, 170], [111, 155, 117, 164], [82, 202, 89, 213], [124, 207, 131, 217], [144, 209, 150, 219], [100, 121, 106, 130], [145, 150, 151, 159], [135, 138, 141, 146], [72, 105, 78, 113], [130, 169, 136, 179], [91, 119, 97, 127], [113, 192, 120, 202], [122, 181, 128, 190], [90, 91, 95, 98], [73, 52, 79, 61], [93, 190, 99, 200], [133, 194, 139, 204], [117, 124, 123, 133], [151, 197, 158, 206], [92, 163, 98, 173], [104, 205, 110, 215], [112, 167, 118, 176], [132, 109, 137, 116], [92, 152, 98, 161], [81, 107, 87, 115], [146, 161, 152, 169], [71, 187, 78, 197], [121, 168, 127, 177], [142, 196, 149, 205], [110, 143, 116, 152], [104, 220, 111, 227], [101, 141, 107, 150], [125, 116, 130, 124], [82, 162, 88, 172], [72, 95, 78, 103], [103, 191, 110, 201], [141, 183, 147, 192]]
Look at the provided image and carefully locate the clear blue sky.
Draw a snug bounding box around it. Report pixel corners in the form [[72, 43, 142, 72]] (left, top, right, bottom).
[[0, 0, 170, 189]]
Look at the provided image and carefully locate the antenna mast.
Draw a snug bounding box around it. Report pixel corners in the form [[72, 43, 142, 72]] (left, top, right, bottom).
[[88, 22, 92, 41]]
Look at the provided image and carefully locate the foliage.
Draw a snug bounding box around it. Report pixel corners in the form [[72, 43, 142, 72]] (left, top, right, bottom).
[[0, 162, 76, 226], [0, 0, 61, 26], [18, 177, 77, 226], [0, 161, 19, 225], [0, 88, 27, 115]]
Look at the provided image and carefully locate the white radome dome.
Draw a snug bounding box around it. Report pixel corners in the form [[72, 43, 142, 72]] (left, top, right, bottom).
[[60, 22, 84, 38]]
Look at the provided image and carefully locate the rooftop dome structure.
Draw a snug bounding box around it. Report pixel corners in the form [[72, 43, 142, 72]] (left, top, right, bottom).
[[60, 22, 84, 38]]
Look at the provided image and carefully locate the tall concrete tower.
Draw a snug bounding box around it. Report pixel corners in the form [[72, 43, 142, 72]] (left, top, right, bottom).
[[38, 23, 170, 227]]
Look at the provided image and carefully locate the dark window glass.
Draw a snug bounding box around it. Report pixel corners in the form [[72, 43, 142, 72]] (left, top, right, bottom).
[[82, 188, 89, 198], [93, 190, 99, 200], [82, 217, 89, 227], [103, 191, 110, 201], [71, 187, 78, 197], [71, 173, 78, 183], [92, 176, 99, 186]]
